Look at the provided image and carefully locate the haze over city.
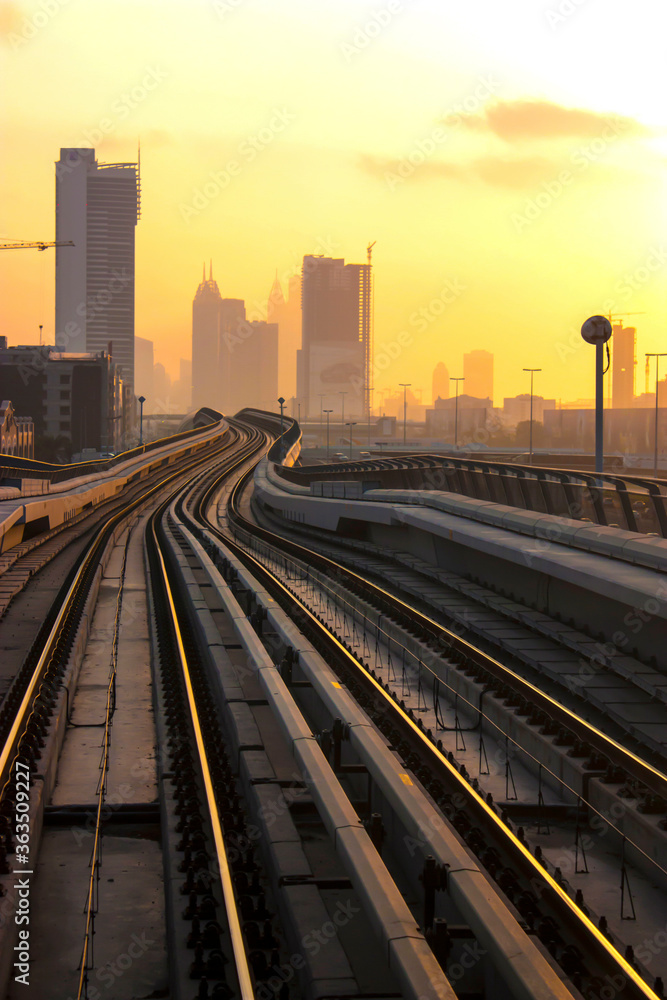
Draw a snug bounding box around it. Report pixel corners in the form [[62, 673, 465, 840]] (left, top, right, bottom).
[[2, 0, 667, 411]]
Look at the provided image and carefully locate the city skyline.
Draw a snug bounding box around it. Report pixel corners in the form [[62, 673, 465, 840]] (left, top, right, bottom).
[[2, 1, 667, 409]]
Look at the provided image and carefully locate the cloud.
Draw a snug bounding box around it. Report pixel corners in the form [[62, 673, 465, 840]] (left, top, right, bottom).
[[452, 99, 650, 142], [359, 152, 554, 188]]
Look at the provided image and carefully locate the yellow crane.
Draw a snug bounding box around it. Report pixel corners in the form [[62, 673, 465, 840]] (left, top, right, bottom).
[[0, 240, 74, 251]]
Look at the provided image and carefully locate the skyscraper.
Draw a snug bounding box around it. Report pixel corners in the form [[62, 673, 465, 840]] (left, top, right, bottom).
[[55, 147, 140, 389], [268, 272, 301, 399], [612, 324, 636, 409], [192, 264, 222, 410], [218, 298, 247, 407], [299, 255, 370, 417], [432, 362, 449, 402], [134, 336, 154, 406], [463, 350, 494, 403]]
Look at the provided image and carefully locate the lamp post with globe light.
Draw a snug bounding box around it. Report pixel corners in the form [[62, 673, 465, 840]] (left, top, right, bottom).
[[581, 315, 612, 473]]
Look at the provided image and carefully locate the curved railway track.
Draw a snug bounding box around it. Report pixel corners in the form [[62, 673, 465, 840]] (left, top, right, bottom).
[[0, 422, 238, 837], [182, 413, 663, 1000], [2, 412, 664, 999]]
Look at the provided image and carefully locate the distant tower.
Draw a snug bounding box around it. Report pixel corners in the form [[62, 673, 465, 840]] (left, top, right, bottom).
[[134, 336, 155, 406], [56, 147, 140, 388], [268, 271, 301, 399], [219, 298, 247, 410], [463, 349, 494, 403], [299, 255, 369, 417], [612, 324, 636, 409], [432, 362, 449, 402], [192, 263, 222, 410]]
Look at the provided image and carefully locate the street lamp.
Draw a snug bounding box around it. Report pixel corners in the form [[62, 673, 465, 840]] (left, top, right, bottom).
[[646, 353, 667, 478], [581, 315, 612, 473], [523, 369, 541, 465], [346, 421, 357, 458], [399, 383, 411, 446], [278, 396, 285, 461], [450, 378, 464, 448], [318, 393, 326, 446], [366, 385, 374, 447], [138, 395, 146, 446], [340, 390, 348, 444], [324, 409, 333, 461]]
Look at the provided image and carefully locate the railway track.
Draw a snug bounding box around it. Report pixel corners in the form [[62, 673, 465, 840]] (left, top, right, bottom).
[[203, 414, 664, 999], [2, 411, 663, 999], [0, 422, 254, 994]]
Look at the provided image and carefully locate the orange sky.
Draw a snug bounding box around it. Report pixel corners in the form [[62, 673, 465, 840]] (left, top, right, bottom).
[[2, 0, 667, 405]]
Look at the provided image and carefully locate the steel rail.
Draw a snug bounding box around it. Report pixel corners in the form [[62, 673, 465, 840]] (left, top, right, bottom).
[[225, 461, 667, 804], [149, 515, 255, 1000], [0, 428, 239, 803], [143, 424, 271, 999], [188, 449, 661, 1000]]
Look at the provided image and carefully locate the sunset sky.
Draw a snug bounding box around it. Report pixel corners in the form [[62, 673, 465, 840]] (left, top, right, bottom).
[[1, 0, 667, 405]]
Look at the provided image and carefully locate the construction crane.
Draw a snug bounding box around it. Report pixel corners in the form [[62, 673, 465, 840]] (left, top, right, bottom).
[[606, 310, 645, 328], [0, 240, 74, 251], [364, 241, 376, 423]]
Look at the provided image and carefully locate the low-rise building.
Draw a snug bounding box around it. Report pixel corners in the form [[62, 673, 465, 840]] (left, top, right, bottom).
[[0, 344, 125, 459], [503, 394, 556, 427]]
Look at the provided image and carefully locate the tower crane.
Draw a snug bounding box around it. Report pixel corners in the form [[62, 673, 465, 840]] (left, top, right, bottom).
[[0, 240, 74, 251], [364, 241, 376, 424], [606, 310, 645, 328]]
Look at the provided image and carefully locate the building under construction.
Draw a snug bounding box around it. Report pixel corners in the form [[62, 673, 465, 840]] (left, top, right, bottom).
[[297, 252, 373, 420]]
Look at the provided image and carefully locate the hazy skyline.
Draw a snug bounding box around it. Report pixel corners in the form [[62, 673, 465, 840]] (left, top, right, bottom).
[[2, 0, 667, 406]]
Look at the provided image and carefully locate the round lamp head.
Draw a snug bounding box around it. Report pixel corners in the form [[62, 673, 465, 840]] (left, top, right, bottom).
[[581, 315, 612, 345]]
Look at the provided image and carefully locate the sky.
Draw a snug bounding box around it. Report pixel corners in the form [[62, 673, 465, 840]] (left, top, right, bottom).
[[1, 0, 667, 405]]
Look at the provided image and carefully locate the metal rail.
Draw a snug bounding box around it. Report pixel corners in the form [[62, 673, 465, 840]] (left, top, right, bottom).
[[0, 429, 238, 811], [184, 413, 663, 999], [149, 512, 255, 1000], [143, 424, 271, 998], [227, 463, 667, 803]]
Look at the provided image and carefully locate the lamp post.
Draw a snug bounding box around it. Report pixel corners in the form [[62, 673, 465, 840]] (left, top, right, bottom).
[[318, 393, 326, 450], [399, 383, 411, 446], [346, 421, 357, 458], [278, 396, 285, 461], [339, 390, 347, 447], [138, 395, 146, 446], [324, 409, 333, 461], [366, 386, 374, 447], [450, 377, 464, 448], [581, 316, 612, 473], [646, 353, 667, 478], [523, 368, 541, 465]]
